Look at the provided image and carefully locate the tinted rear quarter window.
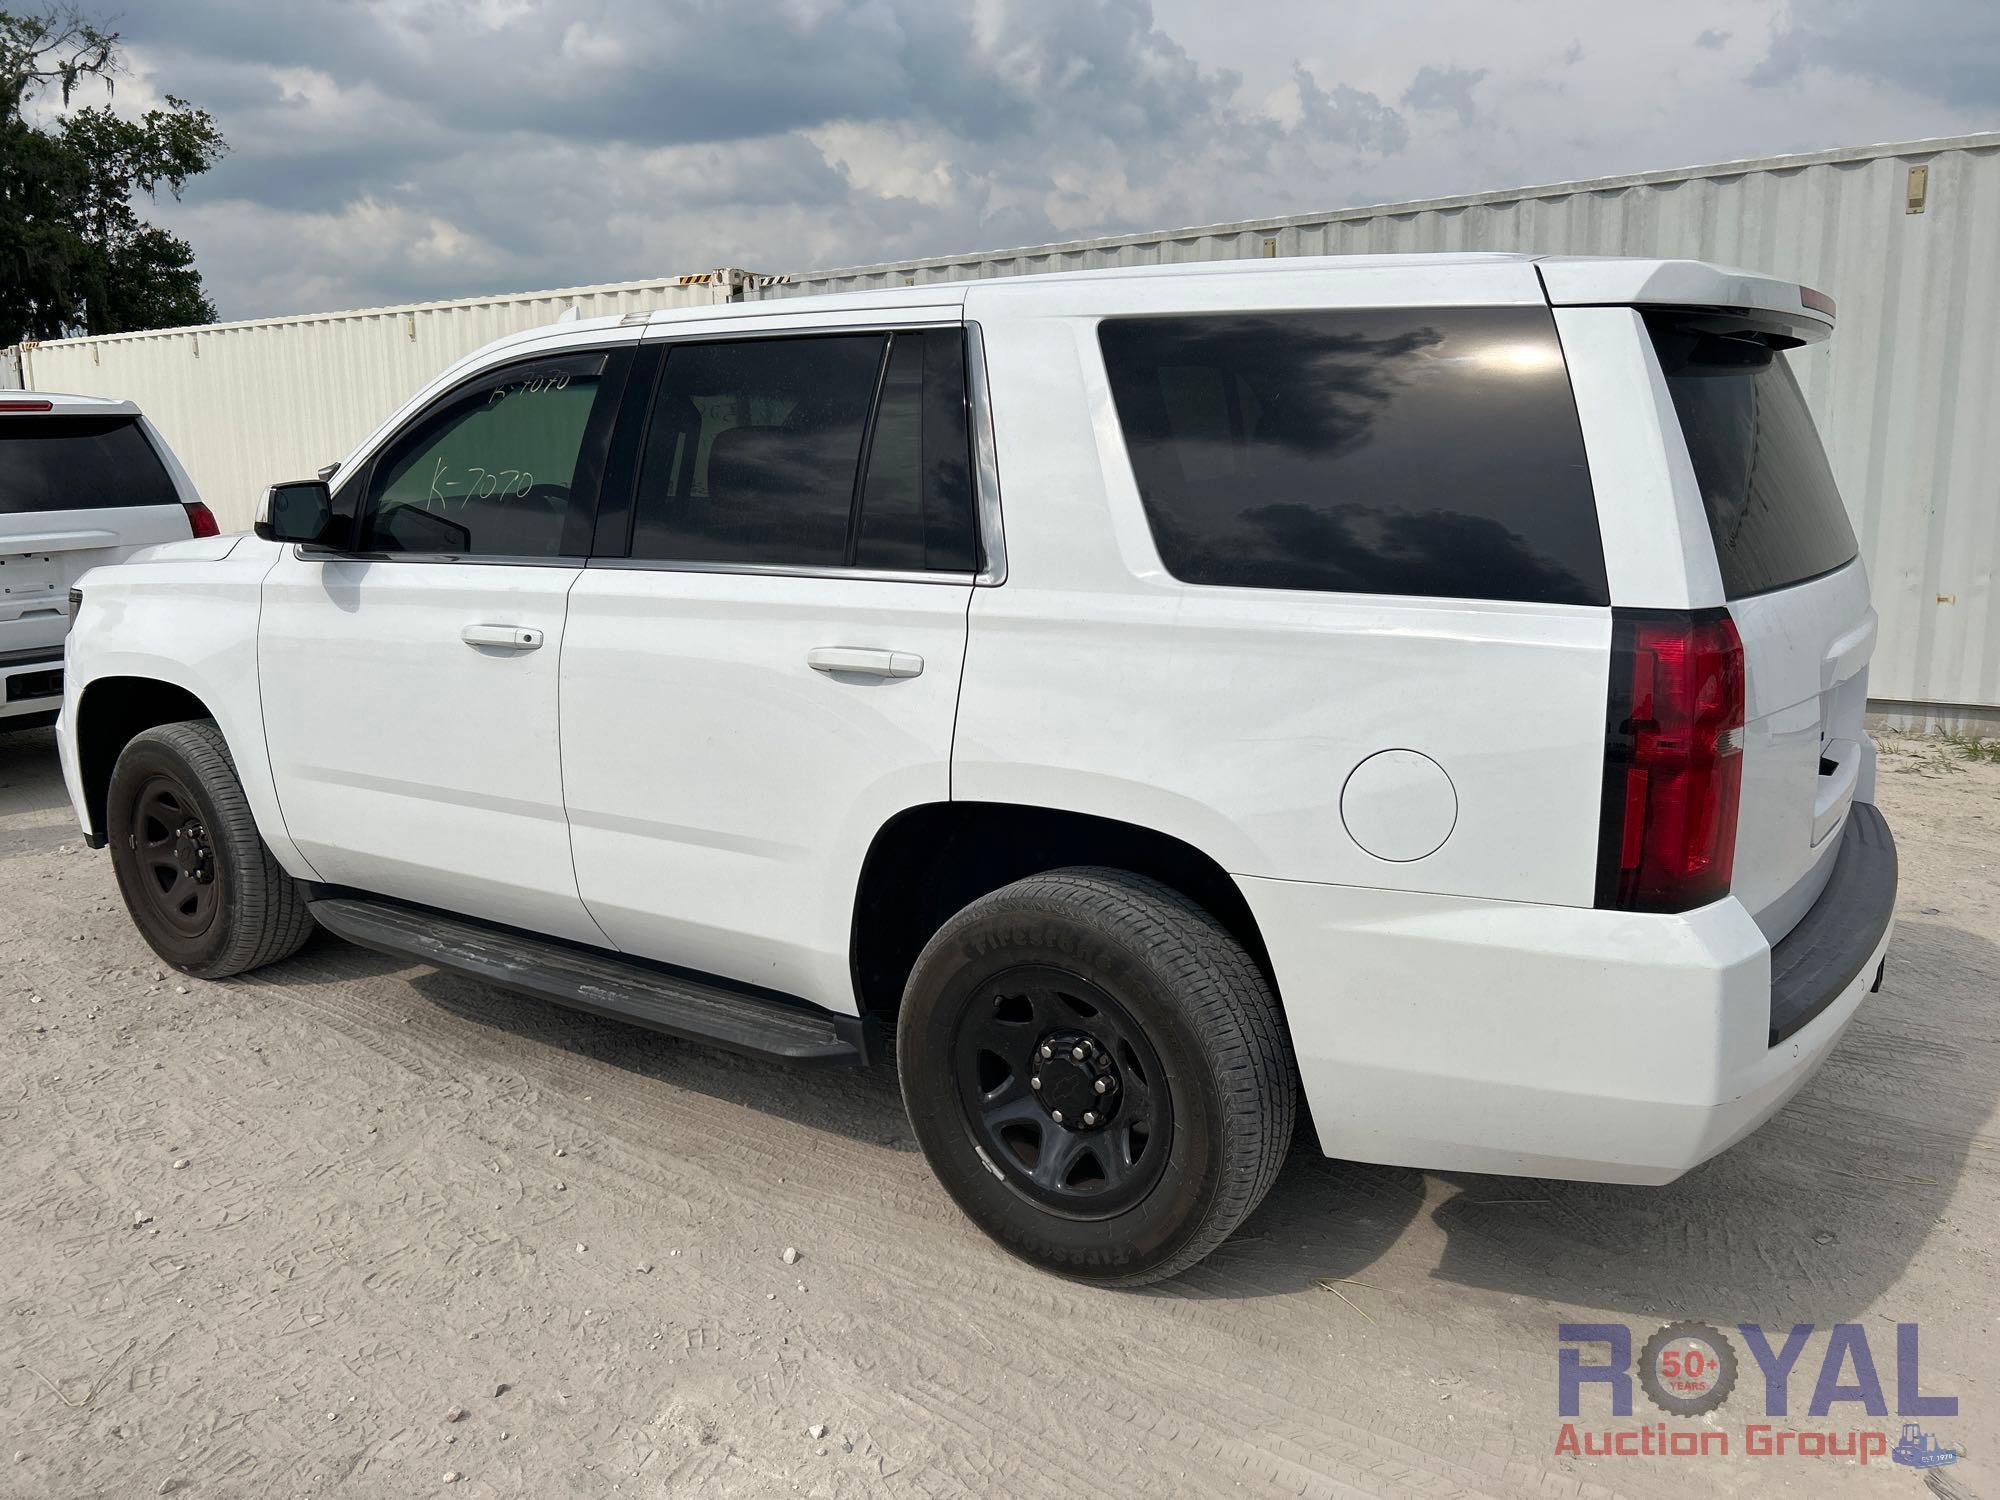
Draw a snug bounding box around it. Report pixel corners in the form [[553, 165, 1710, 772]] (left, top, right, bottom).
[[1097, 307, 1607, 605], [0, 415, 179, 514], [1646, 315, 1858, 598]]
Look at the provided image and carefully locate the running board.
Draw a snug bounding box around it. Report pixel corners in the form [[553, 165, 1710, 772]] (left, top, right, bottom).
[[307, 896, 869, 1066]]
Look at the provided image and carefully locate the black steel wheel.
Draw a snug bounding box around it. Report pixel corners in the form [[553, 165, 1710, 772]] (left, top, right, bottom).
[[899, 867, 1296, 1285], [106, 720, 314, 978], [953, 966, 1173, 1218], [130, 775, 222, 940]]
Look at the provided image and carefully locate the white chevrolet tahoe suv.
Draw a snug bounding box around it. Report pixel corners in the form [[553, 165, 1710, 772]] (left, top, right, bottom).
[[59, 254, 1897, 1284], [2, 393, 217, 731]]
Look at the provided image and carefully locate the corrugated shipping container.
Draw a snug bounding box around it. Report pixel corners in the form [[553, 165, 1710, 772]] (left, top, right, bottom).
[[20, 133, 2000, 715], [20, 273, 749, 531], [750, 133, 2000, 719]]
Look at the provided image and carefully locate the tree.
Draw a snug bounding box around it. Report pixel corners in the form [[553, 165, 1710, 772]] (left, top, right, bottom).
[[0, 7, 224, 343]]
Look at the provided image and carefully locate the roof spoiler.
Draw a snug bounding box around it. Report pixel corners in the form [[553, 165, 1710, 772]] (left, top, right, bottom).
[[1537, 257, 1836, 345]]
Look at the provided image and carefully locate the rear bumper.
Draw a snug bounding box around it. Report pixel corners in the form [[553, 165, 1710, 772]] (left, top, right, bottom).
[[1769, 803, 1896, 1042], [1241, 805, 1897, 1185], [0, 649, 64, 720]]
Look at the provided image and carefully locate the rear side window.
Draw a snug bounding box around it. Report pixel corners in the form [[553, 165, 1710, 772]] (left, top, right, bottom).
[[1647, 315, 1858, 598], [0, 415, 179, 514], [632, 335, 879, 568], [1097, 308, 1608, 605], [854, 331, 977, 572], [629, 330, 976, 572]]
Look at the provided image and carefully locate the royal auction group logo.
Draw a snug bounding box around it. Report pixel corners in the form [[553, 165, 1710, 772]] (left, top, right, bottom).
[[1555, 1321, 1963, 1467]]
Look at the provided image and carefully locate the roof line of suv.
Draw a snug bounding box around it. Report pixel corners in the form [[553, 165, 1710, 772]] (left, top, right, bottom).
[[3, 392, 142, 414]]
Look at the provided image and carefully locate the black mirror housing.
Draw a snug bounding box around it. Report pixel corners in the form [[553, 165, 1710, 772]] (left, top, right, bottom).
[[255, 480, 336, 545]]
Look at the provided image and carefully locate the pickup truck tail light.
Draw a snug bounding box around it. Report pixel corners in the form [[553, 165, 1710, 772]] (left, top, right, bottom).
[[184, 501, 220, 538], [1595, 609, 1745, 913]]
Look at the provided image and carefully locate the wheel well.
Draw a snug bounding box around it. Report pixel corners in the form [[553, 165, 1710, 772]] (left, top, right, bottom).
[[76, 678, 215, 837], [850, 802, 1277, 1025]]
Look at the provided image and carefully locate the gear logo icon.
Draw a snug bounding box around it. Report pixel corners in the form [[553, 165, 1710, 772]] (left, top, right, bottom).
[[1638, 1321, 1739, 1416]]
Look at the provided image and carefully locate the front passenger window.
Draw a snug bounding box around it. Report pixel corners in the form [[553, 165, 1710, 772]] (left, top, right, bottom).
[[360, 352, 614, 557]]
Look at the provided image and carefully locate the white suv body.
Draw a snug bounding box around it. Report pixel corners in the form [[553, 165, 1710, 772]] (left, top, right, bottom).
[[57, 254, 1896, 1281], [1, 393, 216, 727]]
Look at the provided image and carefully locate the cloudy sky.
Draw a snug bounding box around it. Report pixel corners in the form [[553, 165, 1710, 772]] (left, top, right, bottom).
[[93, 0, 2000, 320]]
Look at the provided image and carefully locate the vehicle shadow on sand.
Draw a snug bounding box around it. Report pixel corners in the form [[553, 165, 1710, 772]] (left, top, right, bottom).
[[251, 928, 918, 1151], [1413, 919, 1998, 1325], [1189, 918, 1997, 1316], [248, 899, 1994, 1314], [0, 725, 73, 820]]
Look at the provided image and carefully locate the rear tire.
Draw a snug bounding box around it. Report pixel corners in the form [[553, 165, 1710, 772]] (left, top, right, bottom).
[[106, 720, 314, 978], [897, 867, 1295, 1285]]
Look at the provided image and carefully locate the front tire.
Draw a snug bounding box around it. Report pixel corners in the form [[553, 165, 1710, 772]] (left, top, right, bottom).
[[106, 720, 314, 978], [897, 867, 1296, 1285]]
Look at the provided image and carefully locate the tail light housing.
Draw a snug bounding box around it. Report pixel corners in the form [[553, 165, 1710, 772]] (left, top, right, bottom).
[[1595, 609, 1745, 912], [183, 500, 221, 538]]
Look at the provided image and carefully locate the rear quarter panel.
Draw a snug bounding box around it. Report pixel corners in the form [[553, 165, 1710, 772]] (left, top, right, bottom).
[[954, 282, 1612, 905]]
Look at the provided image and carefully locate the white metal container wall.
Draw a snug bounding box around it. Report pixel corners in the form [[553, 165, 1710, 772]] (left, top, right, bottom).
[[20, 274, 741, 530], [14, 136, 1998, 712], [753, 134, 2000, 715]]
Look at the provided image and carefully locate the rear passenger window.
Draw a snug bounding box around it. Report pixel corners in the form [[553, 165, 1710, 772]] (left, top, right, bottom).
[[360, 351, 614, 557], [1098, 308, 1609, 605], [1646, 315, 1859, 598], [631, 335, 880, 568], [855, 331, 977, 572], [629, 330, 976, 572]]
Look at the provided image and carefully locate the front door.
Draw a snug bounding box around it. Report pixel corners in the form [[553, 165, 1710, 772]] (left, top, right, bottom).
[[260, 344, 630, 945], [560, 324, 980, 1009]]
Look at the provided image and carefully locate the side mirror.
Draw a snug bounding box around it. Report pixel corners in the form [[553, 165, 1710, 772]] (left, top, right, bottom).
[[255, 480, 335, 545]]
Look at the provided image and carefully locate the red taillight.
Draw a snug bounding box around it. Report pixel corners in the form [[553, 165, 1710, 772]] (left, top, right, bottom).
[[0, 399, 53, 413], [1595, 609, 1745, 912], [183, 500, 220, 538]]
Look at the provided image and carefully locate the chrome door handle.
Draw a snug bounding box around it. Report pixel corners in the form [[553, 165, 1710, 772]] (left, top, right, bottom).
[[462, 624, 544, 651], [807, 647, 924, 679]]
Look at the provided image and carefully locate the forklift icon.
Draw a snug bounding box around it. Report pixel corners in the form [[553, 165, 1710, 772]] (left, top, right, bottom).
[[1892, 1422, 1958, 1469]]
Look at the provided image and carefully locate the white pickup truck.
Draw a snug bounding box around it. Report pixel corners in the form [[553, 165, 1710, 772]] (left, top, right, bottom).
[[58, 255, 1897, 1283]]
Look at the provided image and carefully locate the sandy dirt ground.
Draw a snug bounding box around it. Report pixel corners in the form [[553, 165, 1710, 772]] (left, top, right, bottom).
[[1, 724, 1995, 1500]]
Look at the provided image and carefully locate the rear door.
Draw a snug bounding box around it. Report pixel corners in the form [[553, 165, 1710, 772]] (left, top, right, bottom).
[[1645, 312, 1873, 940], [559, 320, 979, 1010], [0, 408, 191, 670]]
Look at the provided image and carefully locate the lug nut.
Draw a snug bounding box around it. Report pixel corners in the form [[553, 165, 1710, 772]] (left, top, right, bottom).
[[1071, 1045, 1084, 1060], [1030, 1075, 1042, 1089], [1094, 1078, 1109, 1094], [1040, 1044, 1053, 1059], [1082, 1111, 1097, 1126], [1051, 1110, 1064, 1124]]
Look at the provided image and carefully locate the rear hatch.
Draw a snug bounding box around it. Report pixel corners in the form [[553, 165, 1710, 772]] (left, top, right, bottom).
[[1, 408, 193, 662], [1645, 312, 1872, 942]]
